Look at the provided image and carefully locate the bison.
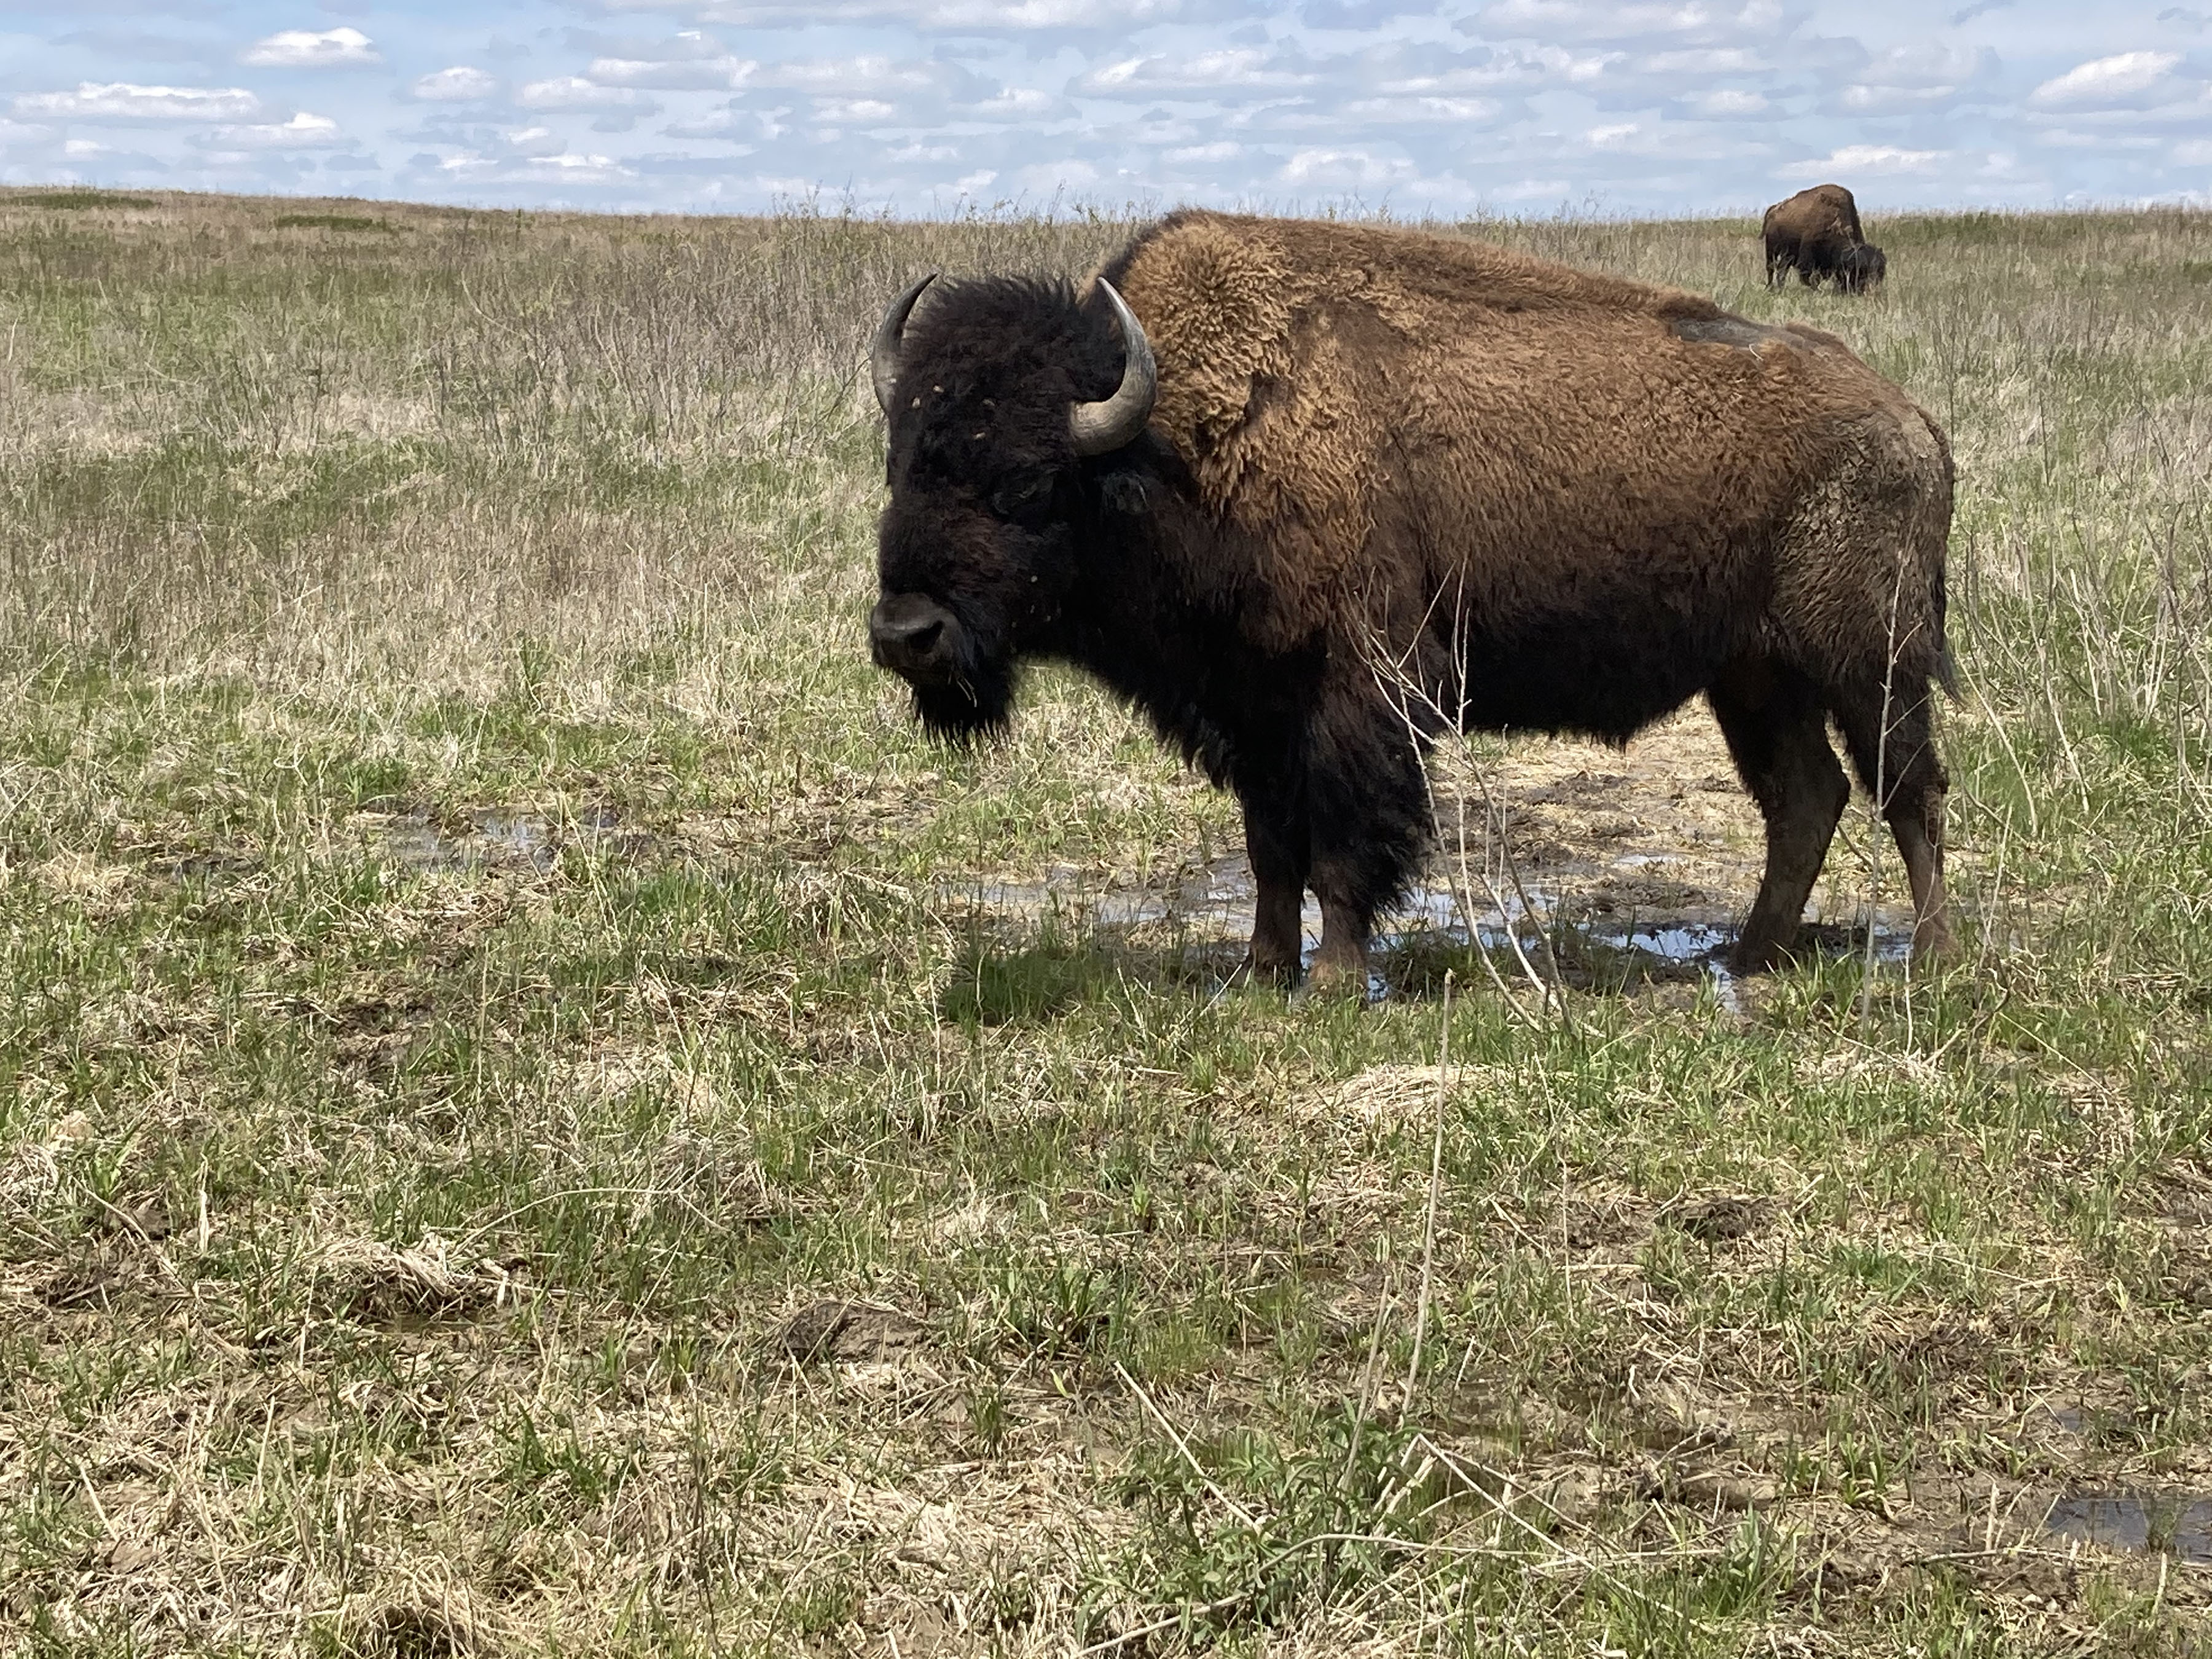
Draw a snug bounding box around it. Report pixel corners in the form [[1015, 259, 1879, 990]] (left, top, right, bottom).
[[868, 211, 1953, 989], [1763, 184, 1885, 292]]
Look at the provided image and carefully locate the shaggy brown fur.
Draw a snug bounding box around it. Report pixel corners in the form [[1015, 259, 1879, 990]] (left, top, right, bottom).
[[1763, 184, 1883, 292], [869, 210, 1953, 987]]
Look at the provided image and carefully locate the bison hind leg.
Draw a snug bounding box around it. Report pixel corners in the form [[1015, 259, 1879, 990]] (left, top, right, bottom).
[[1830, 675, 1953, 963], [1709, 660, 1851, 972]]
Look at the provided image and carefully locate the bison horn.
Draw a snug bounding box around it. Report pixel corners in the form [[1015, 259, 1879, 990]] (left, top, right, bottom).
[[871, 272, 936, 418], [1069, 280, 1157, 457]]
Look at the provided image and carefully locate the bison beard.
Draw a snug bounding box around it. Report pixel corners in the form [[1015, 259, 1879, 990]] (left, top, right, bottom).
[[868, 212, 1955, 990]]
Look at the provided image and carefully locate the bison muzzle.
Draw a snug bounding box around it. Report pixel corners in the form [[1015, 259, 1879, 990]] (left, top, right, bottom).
[[866, 211, 1956, 990]]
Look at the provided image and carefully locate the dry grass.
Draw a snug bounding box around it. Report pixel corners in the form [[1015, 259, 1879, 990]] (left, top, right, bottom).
[[0, 186, 2208, 1657]]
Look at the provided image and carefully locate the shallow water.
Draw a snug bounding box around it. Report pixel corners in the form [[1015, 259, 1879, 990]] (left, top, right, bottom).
[[943, 847, 1913, 1003], [2044, 1492, 2212, 1562], [369, 805, 626, 873]]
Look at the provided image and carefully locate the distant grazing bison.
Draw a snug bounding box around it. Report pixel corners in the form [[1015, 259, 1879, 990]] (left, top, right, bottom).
[[867, 211, 1953, 988], [1764, 184, 1886, 292]]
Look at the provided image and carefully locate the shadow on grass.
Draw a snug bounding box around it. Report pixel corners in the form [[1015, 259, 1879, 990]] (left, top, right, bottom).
[[935, 917, 1247, 1024], [939, 941, 1115, 1024], [941, 912, 1918, 1020]]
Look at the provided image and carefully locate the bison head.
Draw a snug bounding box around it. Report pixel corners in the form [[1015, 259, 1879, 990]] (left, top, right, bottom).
[[866, 273, 1156, 739], [1840, 242, 1886, 293]]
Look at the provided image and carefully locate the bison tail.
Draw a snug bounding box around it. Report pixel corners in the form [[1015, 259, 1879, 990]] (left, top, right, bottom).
[[1935, 644, 1959, 699]]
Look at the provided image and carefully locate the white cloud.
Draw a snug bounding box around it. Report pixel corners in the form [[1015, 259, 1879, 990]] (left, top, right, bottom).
[[752, 55, 966, 95], [14, 82, 259, 122], [1827, 46, 1988, 115], [1472, 0, 1787, 45], [1837, 83, 1956, 112], [583, 35, 755, 90], [412, 67, 499, 103], [241, 28, 380, 69], [1279, 146, 1415, 187], [2029, 51, 2186, 110], [441, 151, 637, 186], [514, 78, 662, 112], [1073, 49, 1316, 96], [973, 87, 1070, 120], [1684, 88, 1768, 116], [500, 127, 567, 159], [0, 120, 55, 154], [1642, 48, 1768, 74], [2032, 126, 2160, 149], [208, 112, 344, 149], [819, 99, 901, 123], [589, 55, 755, 90], [690, 0, 1201, 26], [1336, 94, 1504, 125], [1371, 44, 1613, 94], [2175, 137, 2212, 163], [1784, 143, 1945, 177], [663, 108, 758, 139]]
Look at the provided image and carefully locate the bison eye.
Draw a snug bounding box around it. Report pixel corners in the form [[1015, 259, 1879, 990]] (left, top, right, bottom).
[[990, 475, 1054, 524]]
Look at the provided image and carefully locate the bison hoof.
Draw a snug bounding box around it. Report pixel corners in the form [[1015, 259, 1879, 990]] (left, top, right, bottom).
[[1727, 931, 1798, 975], [1239, 949, 1301, 990], [1303, 954, 1374, 1002], [1909, 916, 1956, 967]]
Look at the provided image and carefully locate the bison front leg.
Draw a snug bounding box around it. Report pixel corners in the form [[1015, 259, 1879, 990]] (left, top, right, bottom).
[[1306, 889, 1374, 994], [1238, 788, 1309, 987], [1304, 719, 1431, 997]]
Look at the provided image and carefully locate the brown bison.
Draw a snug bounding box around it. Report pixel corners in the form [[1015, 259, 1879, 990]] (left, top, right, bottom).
[[1763, 184, 1885, 292], [868, 211, 1953, 989]]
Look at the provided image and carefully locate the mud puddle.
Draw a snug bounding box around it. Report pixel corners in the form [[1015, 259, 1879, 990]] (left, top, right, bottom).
[[941, 851, 1910, 1004], [356, 802, 636, 873], [2043, 1492, 2212, 1563]]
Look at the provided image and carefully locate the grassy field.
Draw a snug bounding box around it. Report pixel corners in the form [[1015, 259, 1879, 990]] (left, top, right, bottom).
[[0, 187, 2208, 1657]]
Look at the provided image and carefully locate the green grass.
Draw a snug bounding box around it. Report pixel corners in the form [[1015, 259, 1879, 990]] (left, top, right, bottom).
[[0, 187, 2208, 1655]]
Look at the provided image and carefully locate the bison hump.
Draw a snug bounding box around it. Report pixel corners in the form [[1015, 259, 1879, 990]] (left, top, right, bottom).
[[1113, 218, 1398, 643], [1118, 218, 1300, 452]]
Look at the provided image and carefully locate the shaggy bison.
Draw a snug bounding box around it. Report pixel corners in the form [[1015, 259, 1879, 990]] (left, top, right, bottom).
[[1763, 184, 1886, 292], [868, 211, 1953, 988]]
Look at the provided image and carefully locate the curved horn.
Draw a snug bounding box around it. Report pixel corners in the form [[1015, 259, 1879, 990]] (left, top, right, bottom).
[[871, 272, 937, 418], [1069, 280, 1158, 457]]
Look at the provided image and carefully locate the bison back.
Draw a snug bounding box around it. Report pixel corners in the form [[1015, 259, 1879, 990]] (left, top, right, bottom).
[[1762, 184, 1863, 248], [1102, 211, 1945, 734]]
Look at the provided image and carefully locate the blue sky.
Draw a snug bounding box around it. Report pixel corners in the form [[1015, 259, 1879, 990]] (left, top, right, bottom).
[[2, 1, 2207, 215]]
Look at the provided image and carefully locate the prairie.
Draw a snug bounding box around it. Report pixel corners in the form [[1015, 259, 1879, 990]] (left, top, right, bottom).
[[0, 187, 2208, 1657]]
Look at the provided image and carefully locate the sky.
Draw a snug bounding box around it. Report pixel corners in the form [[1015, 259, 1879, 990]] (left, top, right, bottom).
[[1, 1, 2208, 216]]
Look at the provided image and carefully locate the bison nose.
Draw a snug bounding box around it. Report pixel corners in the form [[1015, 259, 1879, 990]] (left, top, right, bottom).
[[869, 594, 957, 679]]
